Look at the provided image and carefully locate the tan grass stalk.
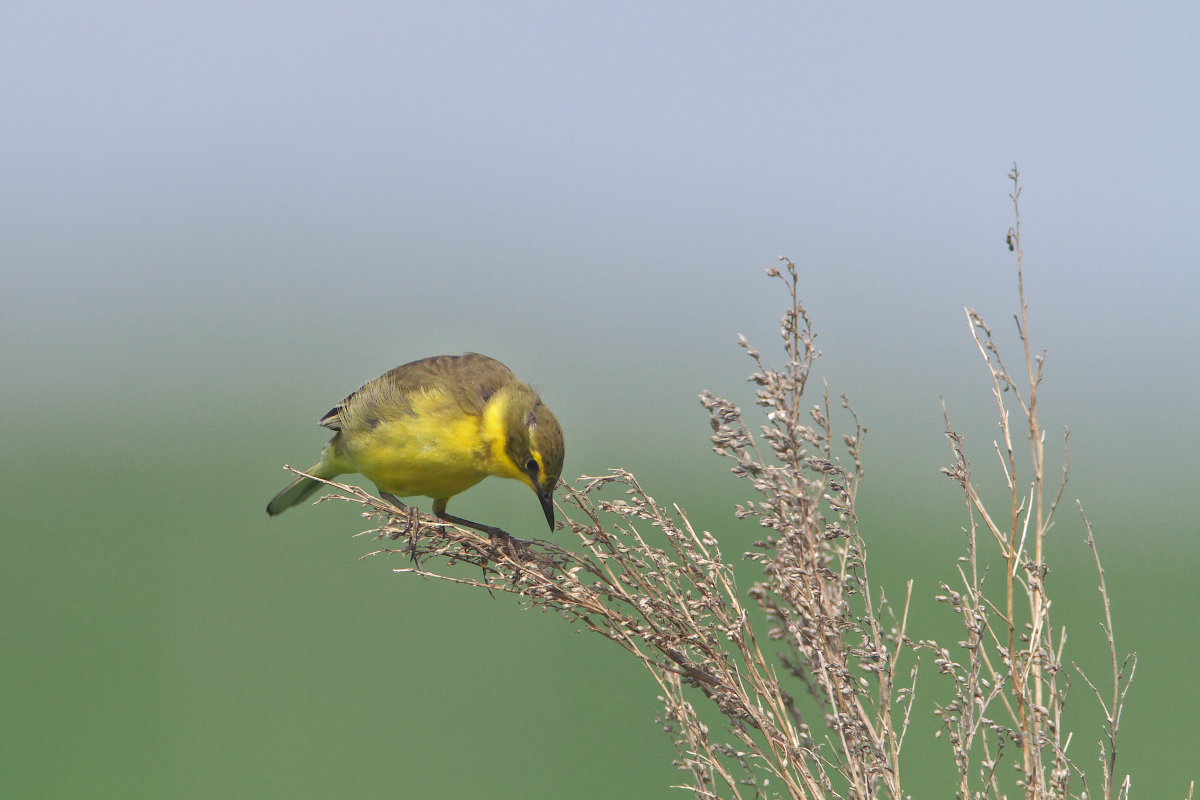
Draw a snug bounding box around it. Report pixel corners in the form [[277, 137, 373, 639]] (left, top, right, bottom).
[[291, 168, 1175, 799]]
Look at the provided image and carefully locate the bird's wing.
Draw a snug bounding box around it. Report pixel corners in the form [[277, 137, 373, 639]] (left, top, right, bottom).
[[317, 353, 517, 430]]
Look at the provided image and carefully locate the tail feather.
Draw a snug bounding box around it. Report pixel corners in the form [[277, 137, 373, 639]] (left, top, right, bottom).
[[266, 463, 334, 516]]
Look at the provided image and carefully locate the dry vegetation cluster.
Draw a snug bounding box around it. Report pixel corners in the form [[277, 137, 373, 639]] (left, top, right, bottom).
[[305, 172, 1176, 800]]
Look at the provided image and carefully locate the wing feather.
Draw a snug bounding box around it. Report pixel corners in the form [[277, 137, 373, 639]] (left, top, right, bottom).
[[317, 353, 517, 431]]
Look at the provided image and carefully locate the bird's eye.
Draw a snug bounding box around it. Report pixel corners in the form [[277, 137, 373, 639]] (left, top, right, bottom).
[[526, 458, 539, 474]]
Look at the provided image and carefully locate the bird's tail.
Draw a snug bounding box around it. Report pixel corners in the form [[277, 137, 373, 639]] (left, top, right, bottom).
[[266, 462, 337, 516]]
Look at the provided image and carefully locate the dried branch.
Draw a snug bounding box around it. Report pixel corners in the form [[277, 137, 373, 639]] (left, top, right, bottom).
[[295, 169, 1171, 798]]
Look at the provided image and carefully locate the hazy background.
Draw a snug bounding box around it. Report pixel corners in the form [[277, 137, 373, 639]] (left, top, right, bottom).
[[4, 2, 1197, 797]]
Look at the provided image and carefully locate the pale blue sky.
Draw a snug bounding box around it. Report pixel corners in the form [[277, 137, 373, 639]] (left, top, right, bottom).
[[4, 0, 1197, 481], [5, 0, 1197, 505]]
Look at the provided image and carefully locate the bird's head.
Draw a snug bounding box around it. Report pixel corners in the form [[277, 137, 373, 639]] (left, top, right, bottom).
[[502, 389, 564, 530]]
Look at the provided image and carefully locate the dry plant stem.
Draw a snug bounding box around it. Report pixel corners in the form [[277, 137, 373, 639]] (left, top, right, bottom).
[[341, 469, 834, 799], [935, 166, 1149, 800], [298, 186, 1175, 798], [706, 260, 912, 799], [942, 167, 1054, 798], [1072, 504, 1136, 800], [308, 257, 916, 799]]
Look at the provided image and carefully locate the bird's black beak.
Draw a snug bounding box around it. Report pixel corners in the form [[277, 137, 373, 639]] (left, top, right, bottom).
[[539, 490, 555, 530]]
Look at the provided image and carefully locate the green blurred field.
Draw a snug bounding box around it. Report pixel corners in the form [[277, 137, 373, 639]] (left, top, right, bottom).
[[3, 361, 1195, 798]]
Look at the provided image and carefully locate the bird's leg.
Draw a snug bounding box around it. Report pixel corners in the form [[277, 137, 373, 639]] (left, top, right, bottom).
[[437, 509, 536, 573], [379, 491, 407, 511], [384, 492, 509, 542], [435, 509, 509, 539], [379, 492, 424, 564], [431, 498, 519, 542]]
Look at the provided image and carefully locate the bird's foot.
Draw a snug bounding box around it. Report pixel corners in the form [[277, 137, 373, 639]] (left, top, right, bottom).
[[378, 493, 426, 564]]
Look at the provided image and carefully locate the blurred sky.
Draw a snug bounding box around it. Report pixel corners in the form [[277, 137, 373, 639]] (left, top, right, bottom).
[[3, 0, 1198, 796], [4, 0, 1197, 535], [4, 1, 1197, 407]]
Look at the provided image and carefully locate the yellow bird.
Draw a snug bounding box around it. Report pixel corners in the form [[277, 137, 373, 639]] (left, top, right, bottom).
[[267, 353, 564, 534]]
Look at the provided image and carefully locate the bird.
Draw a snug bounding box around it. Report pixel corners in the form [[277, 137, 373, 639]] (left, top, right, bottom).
[[266, 353, 564, 535]]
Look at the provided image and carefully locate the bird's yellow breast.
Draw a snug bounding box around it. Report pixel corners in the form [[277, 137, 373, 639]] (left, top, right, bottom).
[[337, 387, 493, 499]]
